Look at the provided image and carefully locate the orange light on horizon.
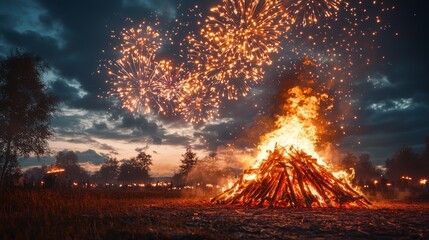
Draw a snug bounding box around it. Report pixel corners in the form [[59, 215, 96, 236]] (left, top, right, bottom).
[[46, 167, 65, 174], [401, 176, 412, 181]]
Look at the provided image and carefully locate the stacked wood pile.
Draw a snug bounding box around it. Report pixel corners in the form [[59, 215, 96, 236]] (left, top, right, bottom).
[[212, 145, 370, 208]]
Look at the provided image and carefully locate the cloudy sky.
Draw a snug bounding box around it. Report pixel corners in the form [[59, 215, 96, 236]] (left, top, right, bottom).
[[1, 0, 428, 176]]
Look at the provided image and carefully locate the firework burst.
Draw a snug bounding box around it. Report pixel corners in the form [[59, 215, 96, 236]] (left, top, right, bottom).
[[107, 23, 177, 115], [283, 0, 345, 27], [120, 23, 162, 56], [188, 0, 286, 99], [176, 72, 220, 123]]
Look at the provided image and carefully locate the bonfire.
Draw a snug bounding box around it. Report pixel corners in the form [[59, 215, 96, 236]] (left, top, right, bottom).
[[212, 86, 370, 208], [212, 145, 370, 208]]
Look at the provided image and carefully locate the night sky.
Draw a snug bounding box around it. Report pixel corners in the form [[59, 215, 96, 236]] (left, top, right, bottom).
[[1, 0, 428, 176]]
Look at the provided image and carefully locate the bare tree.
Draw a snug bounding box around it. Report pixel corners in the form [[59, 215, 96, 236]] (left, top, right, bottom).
[[0, 50, 58, 189]]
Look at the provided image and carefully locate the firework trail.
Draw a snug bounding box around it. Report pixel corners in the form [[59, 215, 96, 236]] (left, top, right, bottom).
[[188, 0, 286, 100]]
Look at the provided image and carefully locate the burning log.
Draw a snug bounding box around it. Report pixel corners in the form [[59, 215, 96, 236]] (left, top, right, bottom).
[[212, 145, 370, 208]]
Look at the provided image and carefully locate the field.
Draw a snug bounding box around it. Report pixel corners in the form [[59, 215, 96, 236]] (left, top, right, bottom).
[[1, 189, 428, 239]]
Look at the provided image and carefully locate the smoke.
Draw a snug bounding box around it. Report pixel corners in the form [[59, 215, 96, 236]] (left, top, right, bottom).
[[185, 147, 247, 187]]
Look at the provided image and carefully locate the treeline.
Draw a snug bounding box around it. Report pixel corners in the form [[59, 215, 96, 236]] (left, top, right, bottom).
[[17, 146, 240, 189], [338, 138, 429, 186], [9, 137, 429, 190], [19, 149, 153, 188]]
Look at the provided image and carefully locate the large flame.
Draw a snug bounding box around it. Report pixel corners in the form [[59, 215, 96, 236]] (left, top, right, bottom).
[[256, 86, 326, 167], [212, 84, 369, 208]]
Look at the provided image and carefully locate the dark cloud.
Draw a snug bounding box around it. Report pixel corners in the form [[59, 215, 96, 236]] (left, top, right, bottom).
[[49, 79, 81, 104], [93, 122, 108, 131], [20, 148, 108, 169]]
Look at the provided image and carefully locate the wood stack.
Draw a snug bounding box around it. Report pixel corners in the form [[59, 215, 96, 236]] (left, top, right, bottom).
[[211, 145, 371, 208]]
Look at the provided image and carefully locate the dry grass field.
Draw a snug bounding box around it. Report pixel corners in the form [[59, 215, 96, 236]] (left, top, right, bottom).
[[1, 189, 428, 239]]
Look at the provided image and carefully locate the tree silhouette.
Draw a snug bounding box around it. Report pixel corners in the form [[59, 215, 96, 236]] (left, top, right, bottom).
[[340, 152, 358, 170], [118, 150, 152, 184], [179, 146, 198, 175], [55, 151, 78, 168], [99, 157, 119, 182], [0, 51, 58, 188], [185, 152, 241, 186], [385, 145, 421, 181], [173, 147, 198, 185], [55, 150, 88, 181], [354, 154, 381, 184], [422, 137, 429, 177], [339, 152, 381, 184]]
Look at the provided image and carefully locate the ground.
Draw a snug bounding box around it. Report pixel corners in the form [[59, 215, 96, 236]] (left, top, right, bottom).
[[0, 189, 428, 239]]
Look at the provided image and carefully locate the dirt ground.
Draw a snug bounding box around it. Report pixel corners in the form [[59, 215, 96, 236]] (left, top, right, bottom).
[[1, 190, 428, 239]]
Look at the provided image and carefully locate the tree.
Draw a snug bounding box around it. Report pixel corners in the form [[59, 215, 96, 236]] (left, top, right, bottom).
[[0, 51, 58, 188], [385, 145, 421, 181], [340, 152, 358, 170], [422, 137, 429, 178], [185, 152, 240, 186], [179, 146, 198, 175], [173, 147, 198, 185], [118, 150, 152, 183], [354, 154, 381, 183], [55, 150, 88, 181], [99, 157, 119, 182], [55, 151, 78, 168]]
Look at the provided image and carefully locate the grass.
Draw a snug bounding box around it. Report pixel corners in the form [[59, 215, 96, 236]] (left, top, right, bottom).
[[0, 189, 219, 239], [1, 189, 428, 239]]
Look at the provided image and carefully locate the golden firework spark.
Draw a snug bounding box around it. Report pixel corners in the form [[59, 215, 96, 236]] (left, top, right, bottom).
[[177, 72, 220, 123], [188, 0, 286, 99], [283, 0, 345, 27], [280, 0, 395, 134], [107, 23, 176, 115], [121, 23, 162, 56]]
